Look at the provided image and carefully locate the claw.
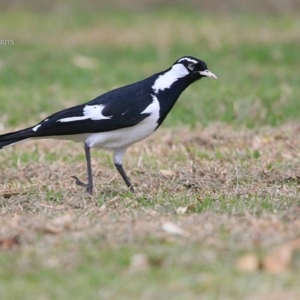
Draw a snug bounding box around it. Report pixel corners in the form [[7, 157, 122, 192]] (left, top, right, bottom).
[[71, 176, 87, 188], [71, 176, 93, 194]]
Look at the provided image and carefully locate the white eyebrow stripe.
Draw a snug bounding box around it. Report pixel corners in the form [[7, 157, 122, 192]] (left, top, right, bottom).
[[58, 104, 112, 123], [178, 57, 198, 64]]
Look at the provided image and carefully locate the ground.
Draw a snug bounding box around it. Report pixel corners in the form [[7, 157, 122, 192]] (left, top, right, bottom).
[[1, 124, 300, 299], [0, 2, 300, 299]]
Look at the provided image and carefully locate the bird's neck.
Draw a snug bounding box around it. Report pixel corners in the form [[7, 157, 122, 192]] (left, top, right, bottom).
[[150, 68, 197, 126]]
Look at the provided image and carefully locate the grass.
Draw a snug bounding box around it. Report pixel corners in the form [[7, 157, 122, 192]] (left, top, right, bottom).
[[0, 9, 299, 127], [1, 3, 300, 300]]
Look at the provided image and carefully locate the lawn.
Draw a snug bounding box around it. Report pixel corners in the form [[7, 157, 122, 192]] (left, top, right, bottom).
[[0, 2, 300, 299]]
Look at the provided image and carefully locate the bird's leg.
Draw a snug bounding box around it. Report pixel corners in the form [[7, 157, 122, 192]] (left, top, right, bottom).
[[115, 163, 134, 192], [114, 148, 134, 192], [71, 142, 93, 194]]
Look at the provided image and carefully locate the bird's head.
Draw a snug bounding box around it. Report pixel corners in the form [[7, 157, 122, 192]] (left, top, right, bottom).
[[174, 56, 218, 80], [151, 56, 218, 94]]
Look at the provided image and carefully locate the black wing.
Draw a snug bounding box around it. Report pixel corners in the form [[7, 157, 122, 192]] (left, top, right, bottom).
[[32, 81, 155, 138]]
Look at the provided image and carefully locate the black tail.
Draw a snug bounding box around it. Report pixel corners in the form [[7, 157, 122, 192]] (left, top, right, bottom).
[[0, 127, 36, 149]]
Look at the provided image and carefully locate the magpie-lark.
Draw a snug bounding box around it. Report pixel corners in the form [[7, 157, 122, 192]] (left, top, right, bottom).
[[0, 56, 217, 194]]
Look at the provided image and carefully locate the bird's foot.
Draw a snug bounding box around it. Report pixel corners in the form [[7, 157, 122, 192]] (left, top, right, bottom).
[[71, 176, 93, 195]]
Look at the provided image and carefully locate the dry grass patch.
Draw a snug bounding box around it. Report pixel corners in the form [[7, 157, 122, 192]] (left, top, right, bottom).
[[1, 123, 300, 247], [1, 123, 300, 298]]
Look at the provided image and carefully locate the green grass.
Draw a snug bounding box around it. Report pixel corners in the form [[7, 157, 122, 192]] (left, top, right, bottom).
[[1, 243, 299, 300], [1, 4, 300, 300], [0, 9, 299, 127]]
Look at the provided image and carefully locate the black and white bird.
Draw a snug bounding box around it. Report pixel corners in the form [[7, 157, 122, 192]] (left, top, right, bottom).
[[0, 56, 217, 194]]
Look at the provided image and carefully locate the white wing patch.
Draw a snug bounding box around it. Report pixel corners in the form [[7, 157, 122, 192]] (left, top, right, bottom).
[[32, 119, 49, 132], [85, 95, 160, 150], [152, 64, 189, 93], [141, 95, 160, 115], [178, 57, 198, 64], [32, 124, 41, 132], [58, 104, 112, 123]]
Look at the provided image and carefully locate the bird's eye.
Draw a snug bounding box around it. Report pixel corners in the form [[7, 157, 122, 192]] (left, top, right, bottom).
[[188, 63, 195, 70]]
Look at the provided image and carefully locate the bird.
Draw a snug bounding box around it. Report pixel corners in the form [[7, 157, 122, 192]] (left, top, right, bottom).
[[0, 56, 218, 195]]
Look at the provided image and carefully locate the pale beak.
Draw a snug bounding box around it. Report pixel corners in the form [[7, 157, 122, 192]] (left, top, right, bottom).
[[199, 69, 218, 79]]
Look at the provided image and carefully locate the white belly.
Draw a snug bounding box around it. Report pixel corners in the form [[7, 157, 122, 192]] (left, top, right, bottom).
[[87, 115, 157, 149], [41, 95, 160, 151], [86, 95, 160, 150]]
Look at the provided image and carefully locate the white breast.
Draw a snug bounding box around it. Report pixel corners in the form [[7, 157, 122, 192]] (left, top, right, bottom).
[[84, 95, 160, 150]]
